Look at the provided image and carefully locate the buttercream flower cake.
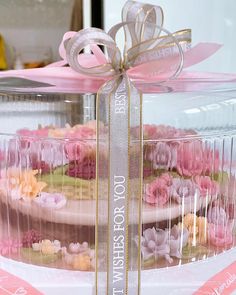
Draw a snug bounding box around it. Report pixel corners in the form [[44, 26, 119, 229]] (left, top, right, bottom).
[[0, 121, 234, 270]]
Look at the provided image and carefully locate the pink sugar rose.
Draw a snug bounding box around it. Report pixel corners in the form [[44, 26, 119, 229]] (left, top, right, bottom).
[[65, 141, 96, 162], [143, 125, 158, 140], [194, 176, 219, 198], [66, 158, 96, 180], [208, 223, 233, 247], [207, 204, 228, 225], [148, 142, 174, 170], [143, 174, 172, 206], [161, 173, 173, 186], [176, 141, 204, 177], [171, 178, 199, 204], [22, 230, 41, 247]]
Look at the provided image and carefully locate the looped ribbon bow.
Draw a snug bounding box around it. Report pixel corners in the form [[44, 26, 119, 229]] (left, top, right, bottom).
[[59, 1, 191, 82], [55, 1, 220, 294]]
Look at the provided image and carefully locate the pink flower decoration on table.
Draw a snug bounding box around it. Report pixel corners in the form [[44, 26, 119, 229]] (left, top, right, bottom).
[[22, 230, 42, 248], [171, 178, 199, 204], [176, 140, 204, 177], [143, 173, 172, 206], [0, 239, 22, 256], [34, 192, 67, 209], [208, 223, 233, 247], [207, 205, 228, 225], [194, 176, 219, 198]]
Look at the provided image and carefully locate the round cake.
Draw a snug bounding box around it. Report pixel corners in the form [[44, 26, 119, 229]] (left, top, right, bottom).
[[0, 118, 234, 272]]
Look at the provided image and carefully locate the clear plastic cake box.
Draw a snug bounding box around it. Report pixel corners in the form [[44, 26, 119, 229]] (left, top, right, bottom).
[[1, 81, 236, 295]]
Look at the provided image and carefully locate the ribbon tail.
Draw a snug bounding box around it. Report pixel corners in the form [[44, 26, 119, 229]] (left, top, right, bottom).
[[96, 74, 142, 294]]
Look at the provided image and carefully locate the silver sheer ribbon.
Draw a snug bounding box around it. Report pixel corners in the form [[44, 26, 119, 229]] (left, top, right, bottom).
[[65, 1, 190, 294]]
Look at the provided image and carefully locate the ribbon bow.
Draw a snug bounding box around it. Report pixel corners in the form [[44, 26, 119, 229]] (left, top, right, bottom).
[[60, 3, 191, 82]]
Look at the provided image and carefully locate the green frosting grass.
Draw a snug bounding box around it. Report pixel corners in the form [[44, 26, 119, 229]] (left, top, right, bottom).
[[21, 248, 60, 264], [38, 165, 91, 188]]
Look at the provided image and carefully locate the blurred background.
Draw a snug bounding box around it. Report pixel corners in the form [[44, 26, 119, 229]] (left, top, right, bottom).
[[0, 0, 94, 70]]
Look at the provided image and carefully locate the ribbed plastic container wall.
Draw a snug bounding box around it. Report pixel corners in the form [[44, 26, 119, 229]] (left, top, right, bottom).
[[0, 87, 236, 272]]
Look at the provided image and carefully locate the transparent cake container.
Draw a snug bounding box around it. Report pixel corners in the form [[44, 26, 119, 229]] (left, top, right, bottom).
[[0, 1, 236, 293], [0, 85, 236, 282]]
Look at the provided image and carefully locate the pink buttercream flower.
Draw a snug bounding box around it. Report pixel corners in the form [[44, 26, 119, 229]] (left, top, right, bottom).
[[22, 230, 42, 247], [65, 141, 96, 162], [0, 238, 22, 256], [208, 223, 233, 247], [171, 178, 199, 204], [194, 176, 219, 198], [66, 158, 96, 180], [143, 125, 159, 140], [143, 174, 172, 206], [143, 125, 182, 140], [176, 141, 204, 177], [160, 173, 173, 186], [207, 205, 228, 225], [147, 142, 173, 170], [202, 148, 220, 175], [34, 192, 67, 209]]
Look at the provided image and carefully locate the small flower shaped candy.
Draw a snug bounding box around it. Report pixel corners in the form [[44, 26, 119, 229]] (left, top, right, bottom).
[[32, 239, 61, 255], [34, 192, 67, 209], [69, 241, 89, 254]]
